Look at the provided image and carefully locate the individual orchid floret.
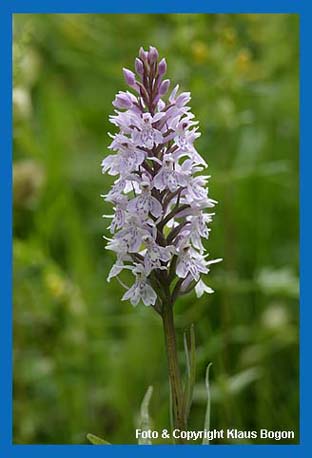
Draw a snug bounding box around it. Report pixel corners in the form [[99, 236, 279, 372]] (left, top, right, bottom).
[[188, 213, 214, 252], [101, 141, 145, 177], [112, 91, 135, 109], [106, 195, 128, 233], [176, 243, 209, 281], [153, 154, 187, 192], [114, 214, 153, 252], [142, 234, 173, 274], [131, 112, 165, 149], [195, 279, 214, 297], [176, 242, 222, 283], [127, 180, 162, 219], [182, 175, 210, 203], [173, 118, 200, 150], [122, 264, 157, 306], [105, 239, 131, 282], [103, 176, 130, 202]]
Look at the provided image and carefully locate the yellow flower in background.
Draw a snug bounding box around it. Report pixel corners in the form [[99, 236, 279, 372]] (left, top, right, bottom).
[[236, 48, 252, 73], [191, 40, 209, 63], [44, 271, 67, 300], [222, 27, 237, 46]]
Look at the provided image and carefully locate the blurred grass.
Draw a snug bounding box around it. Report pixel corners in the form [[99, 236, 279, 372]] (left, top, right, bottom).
[[13, 14, 299, 444]]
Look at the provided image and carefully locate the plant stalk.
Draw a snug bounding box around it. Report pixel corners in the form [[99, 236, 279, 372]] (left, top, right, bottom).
[[162, 301, 186, 443]]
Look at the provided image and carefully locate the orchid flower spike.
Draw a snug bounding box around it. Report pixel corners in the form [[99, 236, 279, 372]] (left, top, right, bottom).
[[101, 46, 221, 309]]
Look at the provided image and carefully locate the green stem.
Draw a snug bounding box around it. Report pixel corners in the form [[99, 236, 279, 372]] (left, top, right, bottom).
[[162, 301, 186, 443]]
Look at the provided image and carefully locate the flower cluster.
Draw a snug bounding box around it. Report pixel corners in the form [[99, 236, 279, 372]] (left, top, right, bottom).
[[102, 46, 221, 309]]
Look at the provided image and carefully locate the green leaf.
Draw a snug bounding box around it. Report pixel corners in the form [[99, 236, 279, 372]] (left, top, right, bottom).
[[86, 433, 111, 445], [183, 324, 196, 424], [202, 363, 213, 445], [138, 385, 153, 445]]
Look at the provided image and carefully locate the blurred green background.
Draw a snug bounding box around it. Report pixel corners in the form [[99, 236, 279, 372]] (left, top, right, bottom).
[[13, 14, 299, 444]]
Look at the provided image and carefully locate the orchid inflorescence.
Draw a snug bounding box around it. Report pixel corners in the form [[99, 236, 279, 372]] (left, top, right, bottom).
[[101, 46, 221, 312]]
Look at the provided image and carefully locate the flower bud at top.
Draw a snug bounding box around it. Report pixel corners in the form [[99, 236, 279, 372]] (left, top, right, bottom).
[[158, 58, 167, 76], [135, 58, 144, 76], [139, 47, 148, 62], [148, 46, 159, 64], [123, 68, 136, 87], [159, 79, 170, 96]]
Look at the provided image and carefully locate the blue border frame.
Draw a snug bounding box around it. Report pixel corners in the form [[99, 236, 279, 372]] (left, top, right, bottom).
[[1, 1, 309, 456]]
